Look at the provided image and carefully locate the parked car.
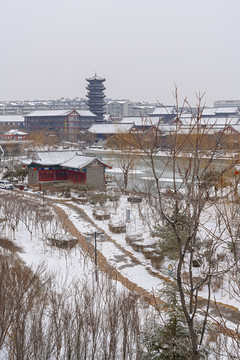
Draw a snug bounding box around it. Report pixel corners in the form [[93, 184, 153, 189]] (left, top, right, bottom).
[[0, 180, 14, 190]]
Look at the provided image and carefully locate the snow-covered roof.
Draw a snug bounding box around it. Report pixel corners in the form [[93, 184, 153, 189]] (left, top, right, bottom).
[[201, 108, 217, 116], [179, 116, 240, 127], [24, 109, 96, 118], [88, 123, 135, 134], [25, 110, 75, 117], [227, 125, 240, 133], [107, 100, 129, 105], [158, 124, 217, 135], [103, 114, 112, 122], [151, 106, 176, 116], [4, 129, 28, 135], [133, 105, 154, 109], [0, 115, 24, 123], [179, 113, 193, 118], [116, 100, 128, 104], [215, 107, 239, 114], [86, 74, 105, 81], [156, 117, 240, 134], [120, 117, 141, 124], [62, 154, 111, 170], [204, 116, 239, 126], [121, 116, 161, 127], [75, 110, 96, 117], [19, 151, 111, 170], [148, 116, 171, 125], [19, 150, 80, 166]]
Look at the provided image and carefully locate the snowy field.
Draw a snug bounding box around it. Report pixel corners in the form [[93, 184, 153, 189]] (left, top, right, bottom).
[[0, 181, 240, 358], [1, 187, 239, 315]]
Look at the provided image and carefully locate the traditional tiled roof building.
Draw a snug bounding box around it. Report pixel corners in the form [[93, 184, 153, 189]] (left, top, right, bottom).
[[19, 150, 111, 190], [0, 115, 24, 129], [24, 109, 96, 139]]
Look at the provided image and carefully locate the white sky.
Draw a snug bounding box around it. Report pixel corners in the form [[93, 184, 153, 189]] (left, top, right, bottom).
[[1, 0, 240, 106]]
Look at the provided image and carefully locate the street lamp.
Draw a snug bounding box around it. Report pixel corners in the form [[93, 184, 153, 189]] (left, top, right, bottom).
[[86, 231, 105, 282]]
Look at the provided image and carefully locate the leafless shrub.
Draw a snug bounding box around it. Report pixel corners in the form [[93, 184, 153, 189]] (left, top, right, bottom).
[[211, 276, 223, 293], [0, 249, 153, 359], [0, 251, 49, 352], [0, 238, 23, 253]]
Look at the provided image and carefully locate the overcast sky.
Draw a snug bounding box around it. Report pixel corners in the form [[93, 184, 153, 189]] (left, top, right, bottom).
[[0, 0, 239, 106]]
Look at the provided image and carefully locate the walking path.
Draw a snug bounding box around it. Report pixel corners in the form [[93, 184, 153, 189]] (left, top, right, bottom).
[[52, 202, 166, 307], [15, 190, 240, 326], [52, 200, 240, 326]]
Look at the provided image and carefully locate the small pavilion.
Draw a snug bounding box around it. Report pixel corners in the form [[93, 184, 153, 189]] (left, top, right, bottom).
[[19, 150, 111, 190]]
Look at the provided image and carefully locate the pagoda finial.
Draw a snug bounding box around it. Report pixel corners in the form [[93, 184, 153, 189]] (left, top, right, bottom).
[[95, 71, 97, 76]]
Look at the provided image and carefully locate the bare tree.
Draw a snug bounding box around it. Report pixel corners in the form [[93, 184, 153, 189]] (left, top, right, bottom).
[[0, 252, 49, 352], [0, 250, 150, 360], [106, 132, 141, 190], [130, 90, 239, 358]]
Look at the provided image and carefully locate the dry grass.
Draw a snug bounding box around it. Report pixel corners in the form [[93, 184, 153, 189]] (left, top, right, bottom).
[[0, 238, 23, 253]]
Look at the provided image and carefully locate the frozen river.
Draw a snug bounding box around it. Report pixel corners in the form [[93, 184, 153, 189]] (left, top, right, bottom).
[[84, 148, 232, 191]]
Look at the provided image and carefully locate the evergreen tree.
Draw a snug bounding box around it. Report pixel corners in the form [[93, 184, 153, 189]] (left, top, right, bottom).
[[141, 282, 207, 359], [152, 213, 199, 261]]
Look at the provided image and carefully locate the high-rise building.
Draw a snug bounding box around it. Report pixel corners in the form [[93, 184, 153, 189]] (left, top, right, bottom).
[[86, 73, 106, 122]]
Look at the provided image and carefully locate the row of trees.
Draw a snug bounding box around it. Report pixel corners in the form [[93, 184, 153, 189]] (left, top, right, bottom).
[[0, 251, 145, 359], [0, 193, 53, 241], [1, 248, 239, 359]]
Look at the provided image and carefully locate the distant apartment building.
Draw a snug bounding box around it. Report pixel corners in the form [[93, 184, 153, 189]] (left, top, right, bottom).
[[214, 100, 240, 108], [106, 100, 155, 120], [106, 100, 133, 120], [0, 94, 156, 121], [0, 98, 88, 116]]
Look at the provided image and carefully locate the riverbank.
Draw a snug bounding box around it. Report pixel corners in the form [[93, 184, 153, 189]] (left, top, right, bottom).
[[83, 146, 239, 162]]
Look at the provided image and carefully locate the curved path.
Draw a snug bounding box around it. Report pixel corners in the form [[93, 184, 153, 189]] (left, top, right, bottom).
[[16, 191, 240, 327], [52, 202, 165, 307], [52, 201, 240, 326]]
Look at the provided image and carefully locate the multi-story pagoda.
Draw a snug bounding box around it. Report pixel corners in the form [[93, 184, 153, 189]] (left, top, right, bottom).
[[86, 73, 106, 122]]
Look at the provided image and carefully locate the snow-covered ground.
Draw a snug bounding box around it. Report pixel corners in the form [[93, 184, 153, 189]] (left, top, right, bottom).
[[2, 187, 238, 316], [60, 195, 240, 311], [0, 178, 239, 345], [0, 177, 240, 358]]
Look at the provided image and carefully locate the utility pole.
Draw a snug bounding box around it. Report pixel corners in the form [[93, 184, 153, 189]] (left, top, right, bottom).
[[86, 232, 105, 282], [94, 232, 98, 282]]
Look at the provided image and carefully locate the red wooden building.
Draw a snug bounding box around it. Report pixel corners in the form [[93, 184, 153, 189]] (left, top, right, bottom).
[[19, 150, 111, 190], [0, 130, 28, 141]]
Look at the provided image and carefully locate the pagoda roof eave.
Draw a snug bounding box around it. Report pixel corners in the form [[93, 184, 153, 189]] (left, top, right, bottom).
[[86, 75, 106, 82]]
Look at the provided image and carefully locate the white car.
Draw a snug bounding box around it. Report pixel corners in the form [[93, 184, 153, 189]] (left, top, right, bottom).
[[0, 180, 14, 190]]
